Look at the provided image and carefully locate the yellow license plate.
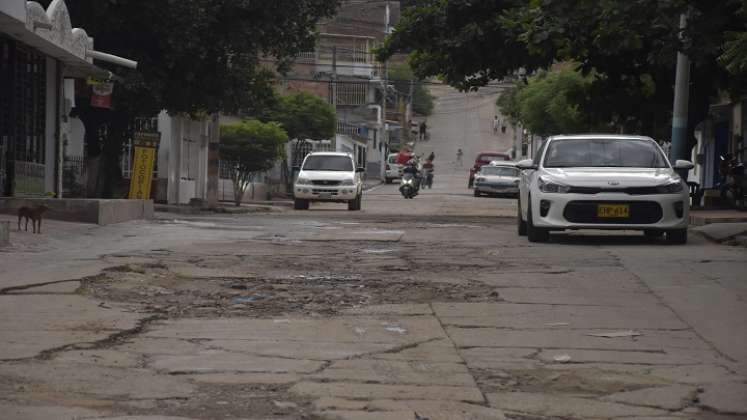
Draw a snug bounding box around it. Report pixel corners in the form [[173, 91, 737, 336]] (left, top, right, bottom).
[[597, 204, 630, 218]]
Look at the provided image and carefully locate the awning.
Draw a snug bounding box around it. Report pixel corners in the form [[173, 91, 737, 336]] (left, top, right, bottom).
[[0, 12, 111, 79]]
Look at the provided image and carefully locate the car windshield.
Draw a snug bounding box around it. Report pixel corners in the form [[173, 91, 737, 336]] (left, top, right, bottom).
[[543, 138, 669, 168], [302, 155, 354, 171], [480, 166, 518, 176], [478, 154, 508, 163], [387, 155, 397, 164]]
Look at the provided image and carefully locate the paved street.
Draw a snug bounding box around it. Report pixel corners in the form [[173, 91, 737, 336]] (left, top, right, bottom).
[[1, 87, 747, 420]]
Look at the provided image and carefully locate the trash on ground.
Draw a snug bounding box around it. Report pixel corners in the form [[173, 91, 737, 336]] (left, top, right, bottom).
[[232, 294, 271, 304], [384, 324, 407, 334], [587, 330, 642, 338], [553, 354, 572, 363]]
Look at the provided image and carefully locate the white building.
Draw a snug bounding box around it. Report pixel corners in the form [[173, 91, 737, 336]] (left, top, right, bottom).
[[0, 0, 111, 197]]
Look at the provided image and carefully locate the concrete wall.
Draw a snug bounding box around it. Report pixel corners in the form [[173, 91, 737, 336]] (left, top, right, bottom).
[[0, 198, 153, 225]]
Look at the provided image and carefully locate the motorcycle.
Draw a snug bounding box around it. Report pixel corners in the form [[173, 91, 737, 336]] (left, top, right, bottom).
[[399, 173, 419, 199], [720, 155, 747, 209]]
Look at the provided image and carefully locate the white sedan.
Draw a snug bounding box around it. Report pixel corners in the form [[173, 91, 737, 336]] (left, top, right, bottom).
[[516, 135, 694, 244]]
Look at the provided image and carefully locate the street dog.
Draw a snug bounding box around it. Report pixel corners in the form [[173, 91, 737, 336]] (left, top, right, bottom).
[[17, 205, 49, 234]]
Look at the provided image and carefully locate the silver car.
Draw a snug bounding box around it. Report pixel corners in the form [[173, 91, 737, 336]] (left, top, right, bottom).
[[473, 162, 520, 197]]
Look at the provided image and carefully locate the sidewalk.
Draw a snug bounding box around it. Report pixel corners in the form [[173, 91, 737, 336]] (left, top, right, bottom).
[[690, 209, 747, 226]]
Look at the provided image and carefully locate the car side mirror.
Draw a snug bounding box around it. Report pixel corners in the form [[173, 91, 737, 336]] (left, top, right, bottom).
[[673, 160, 695, 170], [516, 159, 537, 170]]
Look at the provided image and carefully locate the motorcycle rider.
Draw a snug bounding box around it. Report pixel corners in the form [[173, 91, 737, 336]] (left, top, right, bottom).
[[421, 159, 434, 188], [402, 159, 421, 191]]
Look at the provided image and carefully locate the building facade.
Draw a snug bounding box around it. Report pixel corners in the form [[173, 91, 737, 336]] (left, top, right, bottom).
[[1, 0, 108, 197]]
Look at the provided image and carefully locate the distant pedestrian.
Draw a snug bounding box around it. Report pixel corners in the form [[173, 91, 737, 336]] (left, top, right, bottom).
[[419, 121, 427, 141], [427, 151, 435, 162], [456, 148, 463, 167], [493, 116, 499, 135]]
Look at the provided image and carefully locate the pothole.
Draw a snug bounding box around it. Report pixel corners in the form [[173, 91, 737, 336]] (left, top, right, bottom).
[[79, 263, 501, 317]]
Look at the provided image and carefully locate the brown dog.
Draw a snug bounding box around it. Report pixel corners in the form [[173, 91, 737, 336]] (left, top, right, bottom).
[[17, 205, 49, 234]]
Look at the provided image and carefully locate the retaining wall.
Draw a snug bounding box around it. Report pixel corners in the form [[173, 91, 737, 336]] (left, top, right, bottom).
[[0, 198, 154, 225]]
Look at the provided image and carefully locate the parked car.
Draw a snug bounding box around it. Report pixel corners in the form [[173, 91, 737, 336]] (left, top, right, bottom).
[[474, 162, 520, 197], [293, 152, 364, 211], [516, 134, 694, 244], [468, 151, 511, 188], [385, 153, 403, 184]]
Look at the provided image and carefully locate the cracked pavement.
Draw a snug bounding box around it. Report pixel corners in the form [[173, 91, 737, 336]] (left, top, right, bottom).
[[1, 87, 747, 419]]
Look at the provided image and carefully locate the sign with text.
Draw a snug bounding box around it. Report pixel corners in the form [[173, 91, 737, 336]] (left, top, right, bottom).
[[128, 132, 161, 200]]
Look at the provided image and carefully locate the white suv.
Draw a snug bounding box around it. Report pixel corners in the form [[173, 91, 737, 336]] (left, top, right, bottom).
[[294, 152, 364, 211]]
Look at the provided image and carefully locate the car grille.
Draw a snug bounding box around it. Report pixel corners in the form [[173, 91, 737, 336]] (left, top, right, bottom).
[[563, 201, 663, 224], [566, 186, 660, 195], [312, 189, 338, 195], [312, 180, 341, 186]]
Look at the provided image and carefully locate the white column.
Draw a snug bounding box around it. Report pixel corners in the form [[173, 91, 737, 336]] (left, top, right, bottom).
[[167, 115, 182, 204]]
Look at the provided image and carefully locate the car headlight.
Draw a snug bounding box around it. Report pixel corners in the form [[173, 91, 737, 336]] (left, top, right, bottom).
[[655, 179, 684, 194], [340, 178, 355, 186], [538, 177, 570, 193], [296, 176, 311, 186]]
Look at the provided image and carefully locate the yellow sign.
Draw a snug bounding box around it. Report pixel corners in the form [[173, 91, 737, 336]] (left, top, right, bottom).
[[128, 132, 160, 200]]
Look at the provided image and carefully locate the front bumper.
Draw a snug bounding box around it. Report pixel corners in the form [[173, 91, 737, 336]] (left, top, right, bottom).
[[531, 192, 689, 230], [475, 183, 519, 194], [294, 185, 359, 201]]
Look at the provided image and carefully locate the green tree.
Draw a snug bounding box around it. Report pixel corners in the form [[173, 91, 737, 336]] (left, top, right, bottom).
[[269, 92, 336, 141], [498, 65, 596, 137], [44, 0, 339, 197], [387, 63, 435, 116], [220, 120, 289, 206], [379, 1, 747, 148], [720, 1, 747, 75]]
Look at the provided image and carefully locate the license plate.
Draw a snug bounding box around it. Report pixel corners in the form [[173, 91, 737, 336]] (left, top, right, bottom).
[[318, 193, 331, 199], [598, 204, 630, 218]]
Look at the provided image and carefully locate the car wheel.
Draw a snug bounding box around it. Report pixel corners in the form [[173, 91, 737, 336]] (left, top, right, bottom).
[[473, 189, 481, 197], [526, 198, 549, 243], [348, 195, 362, 211], [644, 230, 664, 238], [385, 178, 393, 184], [294, 199, 309, 210], [665, 229, 687, 244], [517, 198, 527, 236]]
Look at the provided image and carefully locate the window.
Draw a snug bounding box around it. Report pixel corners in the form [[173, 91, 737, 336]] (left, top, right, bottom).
[[480, 166, 519, 176], [543, 138, 668, 168], [302, 155, 354, 171]]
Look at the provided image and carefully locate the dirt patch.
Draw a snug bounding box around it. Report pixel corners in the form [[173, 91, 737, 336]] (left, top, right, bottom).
[[472, 367, 658, 396], [80, 262, 500, 318]]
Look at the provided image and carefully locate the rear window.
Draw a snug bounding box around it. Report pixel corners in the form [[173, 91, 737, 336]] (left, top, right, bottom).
[[302, 155, 354, 171], [478, 154, 509, 163], [387, 155, 398, 164], [480, 166, 519, 176]]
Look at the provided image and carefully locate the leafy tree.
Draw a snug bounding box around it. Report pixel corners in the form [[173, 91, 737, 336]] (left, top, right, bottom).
[[720, 1, 747, 75], [387, 63, 435, 116], [220, 120, 289, 206], [269, 92, 336, 141], [42, 0, 339, 197], [510, 66, 594, 137], [379, 0, 747, 153]]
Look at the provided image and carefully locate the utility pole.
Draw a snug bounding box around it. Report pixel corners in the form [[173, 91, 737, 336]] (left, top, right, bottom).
[[408, 78, 414, 142], [206, 112, 220, 209], [331, 46, 338, 150], [670, 12, 691, 166]]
